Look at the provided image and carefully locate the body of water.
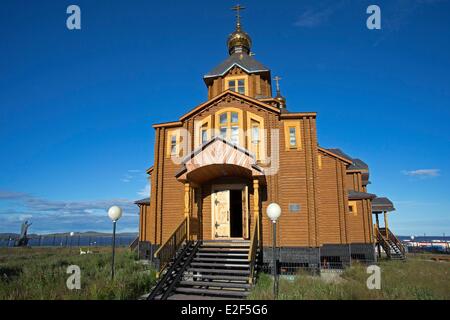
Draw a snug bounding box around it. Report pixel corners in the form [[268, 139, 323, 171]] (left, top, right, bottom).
[[0, 235, 136, 248]]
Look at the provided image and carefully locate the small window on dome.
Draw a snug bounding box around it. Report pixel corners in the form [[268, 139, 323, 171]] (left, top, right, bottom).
[[226, 77, 247, 95], [237, 79, 245, 94]]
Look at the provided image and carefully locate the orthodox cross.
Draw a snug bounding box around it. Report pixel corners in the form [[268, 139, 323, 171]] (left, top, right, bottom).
[[231, 4, 246, 27], [273, 76, 282, 94]]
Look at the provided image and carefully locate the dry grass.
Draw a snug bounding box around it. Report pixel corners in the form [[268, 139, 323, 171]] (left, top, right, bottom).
[[0, 247, 156, 300], [248, 254, 450, 300]]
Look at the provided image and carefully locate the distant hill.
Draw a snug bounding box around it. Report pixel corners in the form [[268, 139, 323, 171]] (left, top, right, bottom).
[[0, 231, 138, 238]]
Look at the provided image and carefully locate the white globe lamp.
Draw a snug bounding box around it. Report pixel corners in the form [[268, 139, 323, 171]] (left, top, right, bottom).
[[266, 203, 281, 222], [108, 205, 122, 280], [108, 205, 123, 222]]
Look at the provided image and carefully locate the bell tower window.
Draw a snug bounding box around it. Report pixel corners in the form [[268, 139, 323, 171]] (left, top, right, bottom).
[[225, 76, 248, 95]]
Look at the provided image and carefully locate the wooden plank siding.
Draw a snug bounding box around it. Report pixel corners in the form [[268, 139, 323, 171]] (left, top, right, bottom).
[[317, 152, 348, 244], [144, 89, 374, 247]]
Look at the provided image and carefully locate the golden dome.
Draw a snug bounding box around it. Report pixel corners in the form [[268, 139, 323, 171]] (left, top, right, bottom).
[[227, 24, 252, 55]]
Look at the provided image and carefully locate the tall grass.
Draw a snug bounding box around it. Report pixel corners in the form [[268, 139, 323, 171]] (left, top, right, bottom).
[[0, 247, 156, 300], [248, 255, 450, 300]]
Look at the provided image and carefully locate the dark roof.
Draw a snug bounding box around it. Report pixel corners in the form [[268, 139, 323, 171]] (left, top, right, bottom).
[[348, 190, 377, 200], [348, 158, 368, 171], [134, 197, 150, 205], [326, 148, 353, 162], [326, 148, 369, 172], [372, 197, 395, 213], [204, 52, 269, 79]]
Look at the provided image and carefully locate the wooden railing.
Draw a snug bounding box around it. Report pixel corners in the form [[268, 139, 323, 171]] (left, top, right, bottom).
[[374, 225, 405, 258], [379, 227, 406, 257], [248, 217, 260, 284], [153, 217, 187, 276], [128, 236, 139, 251]]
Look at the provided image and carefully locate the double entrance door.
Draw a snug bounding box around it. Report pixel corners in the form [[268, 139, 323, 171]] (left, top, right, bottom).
[[212, 185, 249, 239]]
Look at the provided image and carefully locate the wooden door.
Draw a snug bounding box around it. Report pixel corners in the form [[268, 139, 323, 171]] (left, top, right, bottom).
[[213, 190, 230, 238]]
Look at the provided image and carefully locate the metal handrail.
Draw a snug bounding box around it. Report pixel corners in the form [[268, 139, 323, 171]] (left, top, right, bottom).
[[154, 217, 187, 275], [248, 218, 259, 284]]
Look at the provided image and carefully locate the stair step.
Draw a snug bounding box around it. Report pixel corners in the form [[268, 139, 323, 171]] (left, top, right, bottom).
[[190, 274, 249, 281], [197, 252, 248, 257], [203, 240, 250, 243], [199, 247, 249, 252], [179, 280, 251, 289], [193, 257, 249, 263], [201, 243, 250, 248], [175, 287, 249, 297], [188, 268, 250, 275], [191, 262, 249, 268]]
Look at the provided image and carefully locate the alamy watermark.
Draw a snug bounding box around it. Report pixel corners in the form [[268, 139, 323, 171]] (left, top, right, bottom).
[[366, 265, 381, 290], [66, 5, 81, 30], [367, 5, 381, 30], [66, 265, 81, 290]]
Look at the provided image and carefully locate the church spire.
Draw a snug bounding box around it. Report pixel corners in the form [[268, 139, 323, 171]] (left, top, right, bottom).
[[227, 4, 252, 55]]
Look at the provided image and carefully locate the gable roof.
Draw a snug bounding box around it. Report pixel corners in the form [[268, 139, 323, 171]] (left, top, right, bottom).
[[175, 136, 264, 181], [204, 52, 269, 80], [318, 147, 353, 165], [372, 197, 395, 213], [179, 90, 280, 121], [322, 148, 369, 172], [326, 148, 353, 162]]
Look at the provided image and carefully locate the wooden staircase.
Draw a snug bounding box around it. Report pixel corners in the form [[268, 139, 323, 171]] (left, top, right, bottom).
[[375, 226, 406, 260], [148, 240, 255, 299]]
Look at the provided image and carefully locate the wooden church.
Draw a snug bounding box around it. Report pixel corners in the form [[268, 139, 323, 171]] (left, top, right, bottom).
[[135, 7, 404, 299]]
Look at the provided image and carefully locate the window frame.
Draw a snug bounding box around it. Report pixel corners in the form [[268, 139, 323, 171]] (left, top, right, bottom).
[[224, 75, 249, 96], [214, 108, 244, 146], [166, 128, 182, 158], [246, 112, 266, 161], [283, 120, 302, 151], [194, 115, 212, 148], [348, 201, 358, 216]]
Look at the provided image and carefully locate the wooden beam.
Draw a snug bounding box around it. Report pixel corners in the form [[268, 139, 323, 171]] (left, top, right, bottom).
[[253, 179, 259, 242], [384, 211, 389, 238], [184, 183, 191, 240]]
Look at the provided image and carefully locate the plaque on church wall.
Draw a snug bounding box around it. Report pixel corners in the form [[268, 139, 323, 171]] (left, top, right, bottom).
[[289, 203, 301, 213]]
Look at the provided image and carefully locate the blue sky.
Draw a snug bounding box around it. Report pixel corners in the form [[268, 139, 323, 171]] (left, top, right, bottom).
[[0, 0, 449, 235]]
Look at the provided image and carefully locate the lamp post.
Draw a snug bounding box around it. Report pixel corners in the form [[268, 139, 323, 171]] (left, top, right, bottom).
[[108, 206, 123, 280], [266, 203, 281, 299]]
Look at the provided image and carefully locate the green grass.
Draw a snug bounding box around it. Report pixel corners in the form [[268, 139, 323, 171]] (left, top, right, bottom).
[[248, 255, 450, 300], [0, 247, 156, 300]]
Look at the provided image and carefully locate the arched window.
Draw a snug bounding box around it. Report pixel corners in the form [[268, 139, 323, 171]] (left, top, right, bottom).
[[246, 112, 265, 161], [215, 108, 243, 146], [194, 115, 212, 148]]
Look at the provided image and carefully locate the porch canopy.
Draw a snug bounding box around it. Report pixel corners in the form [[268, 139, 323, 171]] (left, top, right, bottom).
[[372, 196, 396, 241], [372, 197, 395, 213], [175, 136, 265, 185]]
